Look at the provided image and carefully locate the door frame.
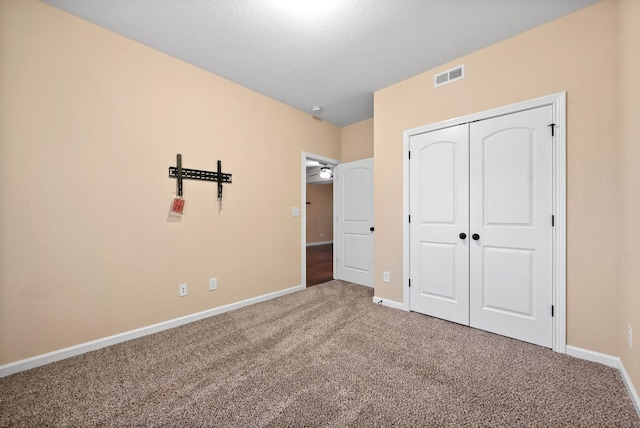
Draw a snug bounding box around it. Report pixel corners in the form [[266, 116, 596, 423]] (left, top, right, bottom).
[[402, 92, 567, 353], [301, 151, 340, 288]]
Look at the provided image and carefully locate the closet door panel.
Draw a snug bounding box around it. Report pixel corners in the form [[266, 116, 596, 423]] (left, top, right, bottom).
[[409, 124, 469, 325], [469, 106, 554, 348]]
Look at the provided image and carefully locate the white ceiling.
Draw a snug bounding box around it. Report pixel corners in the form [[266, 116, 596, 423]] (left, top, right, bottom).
[[41, 0, 598, 127]]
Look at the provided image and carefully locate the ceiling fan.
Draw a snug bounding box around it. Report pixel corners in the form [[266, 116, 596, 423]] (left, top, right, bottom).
[[308, 164, 333, 180]]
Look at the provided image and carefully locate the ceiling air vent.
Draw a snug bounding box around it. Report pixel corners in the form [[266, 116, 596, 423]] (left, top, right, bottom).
[[434, 65, 465, 88]]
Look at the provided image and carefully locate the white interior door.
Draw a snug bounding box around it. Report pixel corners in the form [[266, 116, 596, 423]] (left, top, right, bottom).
[[334, 158, 374, 287], [409, 125, 469, 325], [469, 106, 553, 347]]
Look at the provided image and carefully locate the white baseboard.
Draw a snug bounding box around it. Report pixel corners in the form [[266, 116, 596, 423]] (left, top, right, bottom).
[[0, 284, 304, 378], [619, 360, 640, 417], [306, 240, 333, 247], [566, 345, 640, 417], [565, 345, 619, 367], [372, 296, 407, 311]]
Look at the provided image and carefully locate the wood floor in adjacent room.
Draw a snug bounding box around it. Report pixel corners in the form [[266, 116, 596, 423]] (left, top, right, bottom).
[[306, 243, 333, 287]]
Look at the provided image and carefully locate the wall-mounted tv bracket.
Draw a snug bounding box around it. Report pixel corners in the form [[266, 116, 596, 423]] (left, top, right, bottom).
[[168, 154, 232, 213]]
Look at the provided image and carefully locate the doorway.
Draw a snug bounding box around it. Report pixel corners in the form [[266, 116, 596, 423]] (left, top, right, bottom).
[[302, 152, 339, 287]]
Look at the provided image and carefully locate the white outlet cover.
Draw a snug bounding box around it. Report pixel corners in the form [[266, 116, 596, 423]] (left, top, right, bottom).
[[383, 271, 390, 283], [209, 278, 218, 291], [179, 283, 188, 297], [292, 207, 300, 217]]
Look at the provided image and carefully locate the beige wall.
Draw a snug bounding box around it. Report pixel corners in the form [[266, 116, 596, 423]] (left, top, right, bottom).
[[341, 118, 374, 162], [0, 0, 341, 364], [618, 0, 640, 392], [305, 184, 333, 243], [374, 0, 621, 356]]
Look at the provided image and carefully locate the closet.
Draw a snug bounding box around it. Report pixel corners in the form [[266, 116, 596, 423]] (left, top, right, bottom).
[[409, 106, 554, 347]]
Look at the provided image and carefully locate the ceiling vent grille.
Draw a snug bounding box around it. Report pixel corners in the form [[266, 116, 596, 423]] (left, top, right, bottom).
[[434, 65, 465, 88]]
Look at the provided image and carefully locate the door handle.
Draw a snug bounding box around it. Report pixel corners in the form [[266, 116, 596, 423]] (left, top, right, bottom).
[[472, 233, 480, 241], [459, 233, 467, 240], [370, 227, 375, 232]]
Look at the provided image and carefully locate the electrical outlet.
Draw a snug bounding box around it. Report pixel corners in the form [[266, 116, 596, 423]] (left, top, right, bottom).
[[209, 278, 217, 291], [628, 325, 633, 349], [179, 284, 188, 297], [383, 271, 390, 283]]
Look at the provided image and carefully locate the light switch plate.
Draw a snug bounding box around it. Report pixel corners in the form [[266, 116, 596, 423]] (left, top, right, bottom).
[[292, 207, 300, 217]]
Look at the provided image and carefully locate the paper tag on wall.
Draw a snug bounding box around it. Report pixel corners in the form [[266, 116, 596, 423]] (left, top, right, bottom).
[[167, 197, 184, 222], [171, 198, 185, 214]]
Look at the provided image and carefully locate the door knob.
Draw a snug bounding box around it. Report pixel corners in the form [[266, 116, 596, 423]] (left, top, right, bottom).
[[472, 234, 480, 241], [370, 227, 374, 232], [459, 233, 467, 240]]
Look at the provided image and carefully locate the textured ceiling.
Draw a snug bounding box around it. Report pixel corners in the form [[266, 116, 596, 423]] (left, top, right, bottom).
[[41, 0, 599, 127]]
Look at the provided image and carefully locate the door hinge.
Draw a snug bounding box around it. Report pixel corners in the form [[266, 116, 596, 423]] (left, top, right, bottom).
[[552, 215, 555, 227], [548, 123, 556, 137], [408, 215, 411, 223], [551, 305, 555, 317], [408, 279, 411, 288], [408, 151, 411, 159]]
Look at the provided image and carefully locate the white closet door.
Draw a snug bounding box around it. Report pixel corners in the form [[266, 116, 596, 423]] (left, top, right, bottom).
[[469, 106, 554, 347], [409, 125, 469, 325]]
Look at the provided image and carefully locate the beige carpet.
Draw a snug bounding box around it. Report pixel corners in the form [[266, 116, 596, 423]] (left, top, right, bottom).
[[1, 280, 638, 427]]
